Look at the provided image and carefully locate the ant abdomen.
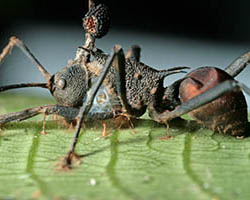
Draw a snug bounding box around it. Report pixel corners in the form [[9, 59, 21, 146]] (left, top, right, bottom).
[[179, 67, 248, 136]]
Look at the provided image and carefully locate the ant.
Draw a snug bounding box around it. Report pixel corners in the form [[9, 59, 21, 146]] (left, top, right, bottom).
[[0, 0, 250, 169], [0, 1, 187, 168]]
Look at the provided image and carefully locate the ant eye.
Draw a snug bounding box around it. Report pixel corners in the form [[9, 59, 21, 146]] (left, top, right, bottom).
[[57, 78, 66, 89]]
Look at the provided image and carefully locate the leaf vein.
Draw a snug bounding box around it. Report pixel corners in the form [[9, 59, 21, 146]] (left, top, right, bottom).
[[106, 130, 142, 200], [182, 134, 219, 199], [26, 130, 50, 198]]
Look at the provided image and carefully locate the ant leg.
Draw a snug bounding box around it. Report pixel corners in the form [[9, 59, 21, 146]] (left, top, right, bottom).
[[0, 36, 51, 82], [101, 120, 107, 137], [0, 82, 48, 92], [225, 51, 250, 77], [0, 101, 115, 128], [0, 105, 80, 126], [149, 80, 250, 123], [63, 45, 119, 168]]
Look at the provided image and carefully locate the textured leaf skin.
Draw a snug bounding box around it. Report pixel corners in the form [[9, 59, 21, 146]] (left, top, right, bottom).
[[0, 94, 250, 200]]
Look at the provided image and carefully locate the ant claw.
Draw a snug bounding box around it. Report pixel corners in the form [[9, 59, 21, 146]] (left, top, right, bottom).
[[40, 130, 47, 135], [58, 151, 81, 171], [94, 133, 112, 141], [160, 135, 173, 140], [236, 135, 245, 139]]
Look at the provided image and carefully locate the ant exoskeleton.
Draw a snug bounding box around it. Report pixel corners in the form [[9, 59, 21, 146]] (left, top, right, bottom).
[[0, 0, 250, 169], [0, 1, 188, 168]]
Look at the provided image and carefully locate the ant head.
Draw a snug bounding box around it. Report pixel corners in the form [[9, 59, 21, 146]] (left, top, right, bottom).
[[49, 64, 89, 107]]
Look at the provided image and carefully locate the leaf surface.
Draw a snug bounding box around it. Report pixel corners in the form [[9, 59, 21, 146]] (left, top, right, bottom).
[[0, 94, 250, 200]]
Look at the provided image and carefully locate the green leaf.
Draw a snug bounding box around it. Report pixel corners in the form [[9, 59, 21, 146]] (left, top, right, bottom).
[[1, 93, 250, 200]]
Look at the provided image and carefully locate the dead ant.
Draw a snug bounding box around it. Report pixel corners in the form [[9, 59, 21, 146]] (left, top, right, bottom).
[[1, 0, 250, 169], [0, 1, 187, 168]]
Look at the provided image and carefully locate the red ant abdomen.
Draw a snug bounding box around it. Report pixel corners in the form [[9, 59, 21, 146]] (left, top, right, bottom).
[[179, 67, 248, 136]]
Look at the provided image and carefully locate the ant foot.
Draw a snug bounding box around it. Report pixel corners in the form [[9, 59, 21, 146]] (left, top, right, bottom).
[[160, 135, 173, 140], [40, 130, 47, 135], [58, 151, 81, 171]]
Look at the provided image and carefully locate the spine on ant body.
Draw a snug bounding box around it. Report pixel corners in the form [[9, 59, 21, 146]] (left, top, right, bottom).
[[157, 67, 188, 78]]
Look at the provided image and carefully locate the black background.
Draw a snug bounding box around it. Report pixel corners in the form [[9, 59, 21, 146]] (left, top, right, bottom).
[[1, 0, 250, 106], [1, 0, 250, 43]]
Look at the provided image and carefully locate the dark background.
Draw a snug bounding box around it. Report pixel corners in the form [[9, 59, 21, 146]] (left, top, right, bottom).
[[1, 0, 250, 105], [1, 0, 250, 42]]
